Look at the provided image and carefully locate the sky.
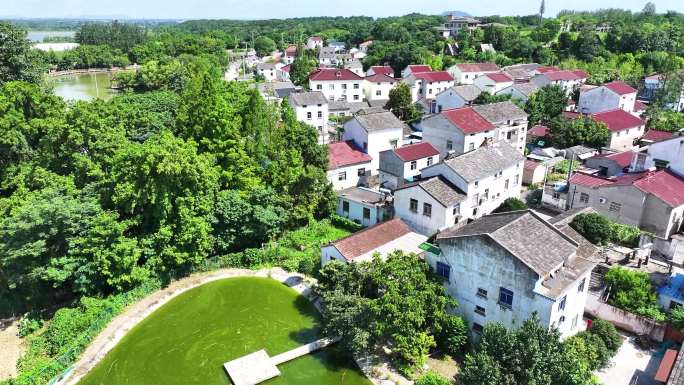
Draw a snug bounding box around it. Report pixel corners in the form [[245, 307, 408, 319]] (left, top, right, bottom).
[[2, 0, 684, 20]]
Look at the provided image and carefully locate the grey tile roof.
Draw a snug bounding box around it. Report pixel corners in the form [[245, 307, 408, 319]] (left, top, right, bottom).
[[289, 91, 328, 106], [509, 83, 540, 97], [397, 176, 466, 207], [472, 101, 528, 123], [438, 210, 578, 277], [354, 110, 404, 132], [337, 186, 387, 205], [451, 85, 481, 101], [256, 62, 276, 70], [329, 101, 370, 112], [443, 142, 525, 183], [319, 47, 336, 59], [345, 60, 363, 69]]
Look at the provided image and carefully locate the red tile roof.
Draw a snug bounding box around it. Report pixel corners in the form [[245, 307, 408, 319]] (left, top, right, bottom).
[[642, 130, 674, 142], [442, 107, 495, 134], [455, 63, 500, 73], [394, 142, 440, 162], [634, 170, 684, 207], [537, 66, 560, 74], [524, 159, 541, 171], [365, 73, 397, 83], [528, 125, 548, 137], [604, 81, 637, 95], [280, 64, 291, 73], [327, 141, 372, 170], [569, 173, 615, 187], [591, 109, 644, 132], [370, 66, 394, 76], [544, 70, 586, 81], [309, 36, 323, 41], [331, 218, 413, 262], [285, 44, 297, 53], [407, 65, 432, 74], [591, 151, 635, 168], [485, 72, 513, 83], [309, 68, 363, 81], [645, 74, 663, 81], [634, 100, 647, 112], [572, 70, 589, 79], [414, 71, 454, 83], [563, 111, 582, 119], [654, 349, 678, 383]]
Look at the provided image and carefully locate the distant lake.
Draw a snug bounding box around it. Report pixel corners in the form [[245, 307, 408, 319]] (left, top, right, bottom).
[[52, 72, 116, 102], [27, 30, 76, 42]]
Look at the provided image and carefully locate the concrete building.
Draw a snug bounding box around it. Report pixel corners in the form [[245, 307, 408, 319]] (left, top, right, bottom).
[[367, 65, 395, 78], [631, 133, 684, 177], [436, 15, 482, 37], [496, 83, 540, 103], [318, 47, 338, 66], [344, 60, 365, 77], [421, 141, 525, 222], [327, 141, 372, 190], [320, 218, 427, 265], [531, 70, 588, 95], [378, 142, 440, 190], [584, 151, 635, 177], [306, 36, 323, 50], [394, 176, 467, 235], [448, 63, 500, 85], [590, 109, 645, 151], [309, 68, 364, 103], [363, 73, 397, 102], [431, 210, 597, 338], [640, 73, 684, 112], [421, 101, 528, 157], [342, 109, 404, 173], [336, 186, 391, 227], [255, 63, 277, 81], [256, 81, 297, 103], [567, 170, 684, 238], [401, 64, 432, 79], [578, 81, 637, 115], [433, 85, 482, 113], [522, 159, 547, 185], [403, 71, 455, 103], [473, 72, 514, 94], [289, 91, 329, 144]]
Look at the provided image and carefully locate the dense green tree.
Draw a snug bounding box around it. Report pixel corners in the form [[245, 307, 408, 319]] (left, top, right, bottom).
[[604, 266, 664, 320], [549, 116, 610, 149], [289, 51, 317, 87], [386, 82, 420, 122], [254, 36, 277, 57], [494, 198, 528, 213], [76, 21, 147, 52], [524, 85, 568, 125], [0, 23, 47, 84]]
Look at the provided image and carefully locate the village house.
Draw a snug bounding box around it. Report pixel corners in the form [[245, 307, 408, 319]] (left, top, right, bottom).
[[327, 41, 346, 52], [436, 15, 482, 37], [283, 44, 298, 64], [640, 129, 674, 145], [590, 109, 645, 151], [326, 140, 372, 190], [640, 73, 684, 112], [473, 72, 514, 94], [288, 91, 329, 144], [403, 71, 455, 103], [255, 63, 277, 82], [432, 85, 482, 113], [578, 81, 637, 115], [367, 65, 395, 77], [496, 82, 540, 103], [631, 133, 684, 176], [584, 151, 635, 177], [320, 218, 427, 266], [309, 68, 364, 103], [342, 109, 404, 173], [358, 40, 373, 53], [306, 36, 324, 50], [522, 159, 547, 185], [421, 101, 528, 157], [318, 46, 338, 66], [363, 73, 397, 103], [378, 141, 441, 190], [502, 63, 541, 82], [393, 176, 467, 235], [336, 186, 391, 227], [401, 64, 432, 79], [255, 81, 297, 103], [431, 210, 597, 338], [344, 60, 365, 77], [531, 70, 588, 95], [277, 64, 291, 81], [448, 63, 501, 85]]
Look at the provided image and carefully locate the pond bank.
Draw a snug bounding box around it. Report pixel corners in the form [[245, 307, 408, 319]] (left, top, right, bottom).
[[48, 65, 137, 77]]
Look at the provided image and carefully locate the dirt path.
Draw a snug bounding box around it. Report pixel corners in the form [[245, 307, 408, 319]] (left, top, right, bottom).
[[0, 318, 25, 381]]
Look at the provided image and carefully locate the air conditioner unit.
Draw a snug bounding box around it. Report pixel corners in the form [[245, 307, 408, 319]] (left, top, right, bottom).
[[599, 198, 607, 204]]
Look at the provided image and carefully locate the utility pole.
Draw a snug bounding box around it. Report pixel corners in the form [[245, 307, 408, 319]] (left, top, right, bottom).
[[539, 0, 546, 25]]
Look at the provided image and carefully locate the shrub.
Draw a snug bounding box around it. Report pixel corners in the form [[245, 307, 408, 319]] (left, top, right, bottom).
[[493, 198, 528, 213], [588, 318, 622, 354], [604, 266, 665, 320], [416, 371, 452, 385], [437, 315, 468, 356], [671, 306, 684, 331], [570, 213, 615, 245], [17, 316, 43, 338]]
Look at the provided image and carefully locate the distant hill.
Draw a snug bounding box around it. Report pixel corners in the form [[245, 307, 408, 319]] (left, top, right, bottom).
[[441, 11, 472, 17]]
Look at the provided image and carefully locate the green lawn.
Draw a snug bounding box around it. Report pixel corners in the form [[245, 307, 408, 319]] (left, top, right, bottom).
[[77, 277, 371, 385]]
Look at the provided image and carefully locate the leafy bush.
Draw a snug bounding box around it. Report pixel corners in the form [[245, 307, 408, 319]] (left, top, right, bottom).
[[565, 318, 620, 372], [604, 266, 665, 320], [671, 306, 684, 331], [17, 317, 43, 338], [493, 198, 528, 213], [588, 318, 622, 354], [437, 315, 468, 356], [416, 371, 452, 385], [570, 213, 643, 247]]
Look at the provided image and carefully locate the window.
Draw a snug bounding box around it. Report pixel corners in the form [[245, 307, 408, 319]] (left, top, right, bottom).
[[446, 140, 453, 151], [338, 172, 346, 181], [307, 112, 312, 120], [474, 181, 479, 187], [357, 168, 366, 177], [513, 174, 519, 186], [453, 205, 460, 216], [472, 323, 484, 334], [363, 142, 368, 151], [342, 84, 347, 90], [468, 143, 475, 151], [475, 305, 486, 316], [483, 189, 489, 200], [363, 207, 371, 220], [578, 278, 586, 293], [410, 161, 417, 170], [410, 199, 418, 213], [473, 193, 480, 205], [353, 94, 359, 101], [353, 83, 360, 89], [376, 90, 382, 96], [390, 139, 398, 149], [499, 287, 513, 309], [318, 111, 323, 118], [609, 202, 622, 212], [504, 179, 509, 191], [558, 295, 567, 311], [342, 200, 349, 213], [436, 262, 451, 279], [329, 84, 335, 90], [571, 315, 578, 329], [316, 84, 323, 90], [423, 203, 432, 217], [427, 157, 433, 166], [559, 316, 566, 324], [579, 193, 589, 204], [477, 288, 488, 299]]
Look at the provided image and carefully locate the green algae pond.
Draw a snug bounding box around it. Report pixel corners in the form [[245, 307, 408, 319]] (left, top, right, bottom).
[[77, 277, 371, 385], [52, 72, 116, 102]]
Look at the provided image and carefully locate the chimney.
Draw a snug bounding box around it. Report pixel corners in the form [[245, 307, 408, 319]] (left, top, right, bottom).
[[336, 70, 341, 78]]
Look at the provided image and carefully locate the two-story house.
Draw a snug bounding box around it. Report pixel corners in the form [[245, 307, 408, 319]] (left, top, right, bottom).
[[631, 132, 684, 176], [344, 60, 365, 77], [472, 102, 528, 152], [363, 73, 398, 102], [531, 70, 588, 95], [367, 65, 395, 77], [378, 142, 441, 189], [336, 186, 391, 227], [401, 64, 432, 79], [473, 72, 515, 94], [578, 81, 637, 115], [496, 83, 540, 103], [255, 63, 277, 81], [318, 47, 338, 66], [327, 140, 372, 190], [288, 91, 330, 144], [309, 68, 364, 103], [432, 85, 482, 113], [448, 63, 501, 85], [403, 71, 455, 103], [342, 109, 404, 173], [590, 109, 645, 151], [430, 210, 597, 339], [307, 36, 324, 50], [394, 176, 467, 235]]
